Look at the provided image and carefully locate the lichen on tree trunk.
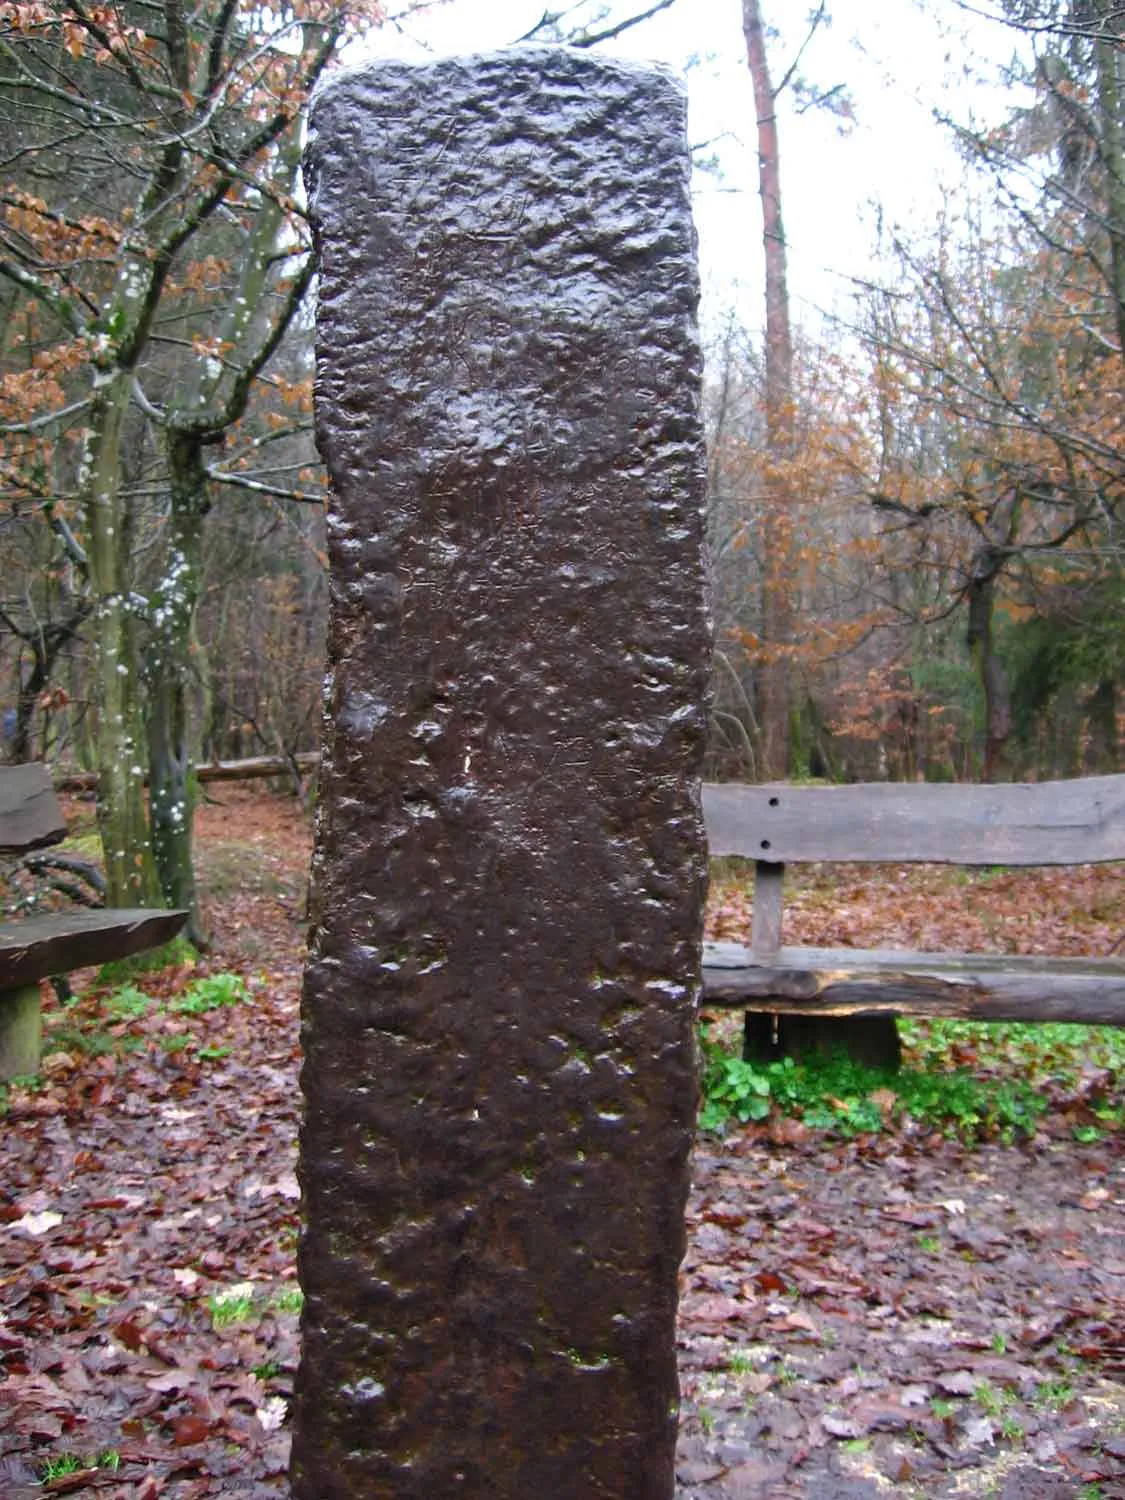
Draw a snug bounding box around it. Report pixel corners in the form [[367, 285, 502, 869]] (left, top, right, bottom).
[[85, 369, 160, 910], [145, 432, 208, 944]]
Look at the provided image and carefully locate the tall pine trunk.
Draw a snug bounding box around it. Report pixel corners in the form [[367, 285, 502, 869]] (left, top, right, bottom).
[[743, 0, 794, 780], [741, 2, 899, 1070]]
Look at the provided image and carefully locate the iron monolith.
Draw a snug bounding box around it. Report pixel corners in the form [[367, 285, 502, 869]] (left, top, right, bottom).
[[292, 48, 710, 1500]]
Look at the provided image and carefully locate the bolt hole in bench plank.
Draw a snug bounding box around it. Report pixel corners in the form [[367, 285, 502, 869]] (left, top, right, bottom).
[[701, 775, 1125, 1030], [1, 765, 187, 1079]]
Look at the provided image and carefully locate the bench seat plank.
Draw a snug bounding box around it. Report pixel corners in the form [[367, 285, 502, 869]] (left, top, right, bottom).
[[0, 764, 68, 854], [703, 776, 1125, 867], [0, 908, 188, 990], [702, 941, 1125, 1027]]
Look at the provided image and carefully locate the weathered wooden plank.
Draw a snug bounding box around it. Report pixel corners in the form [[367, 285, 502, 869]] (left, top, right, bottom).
[[750, 861, 784, 956], [0, 908, 188, 989], [703, 776, 1125, 867], [701, 942, 1125, 1026], [705, 941, 1125, 976], [0, 765, 67, 854]]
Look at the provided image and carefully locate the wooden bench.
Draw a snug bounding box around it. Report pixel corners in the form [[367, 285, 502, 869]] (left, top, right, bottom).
[[700, 775, 1125, 1039], [0, 765, 188, 1080]]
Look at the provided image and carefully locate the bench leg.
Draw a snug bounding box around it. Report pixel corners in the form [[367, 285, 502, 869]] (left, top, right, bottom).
[[743, 1011, 780, 1062], [0, 983, 42, 1081], [744, 1011, 902, 1071]]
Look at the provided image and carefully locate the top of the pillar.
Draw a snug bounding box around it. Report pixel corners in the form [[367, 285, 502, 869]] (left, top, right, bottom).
[[309, 44, 687, 121]]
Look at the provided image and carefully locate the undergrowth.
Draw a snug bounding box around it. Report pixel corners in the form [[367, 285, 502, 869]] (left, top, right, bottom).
[[901, 1016, 1125, 1086], [96, 934, 197, 983], [19, 972, 251, 1089], [698, 1018, 1125, 1141]]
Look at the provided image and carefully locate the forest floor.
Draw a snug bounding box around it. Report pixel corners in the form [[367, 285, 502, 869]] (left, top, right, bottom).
[[1, 787, 1124, 1499]]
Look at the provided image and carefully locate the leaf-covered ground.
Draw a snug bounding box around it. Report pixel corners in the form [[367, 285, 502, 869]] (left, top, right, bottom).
[[2, 789, 1123, 1498]]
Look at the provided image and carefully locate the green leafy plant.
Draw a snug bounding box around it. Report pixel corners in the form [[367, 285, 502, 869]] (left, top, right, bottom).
[[74, 1288, 118, 1310], [698, 1026, 1046, 1141], [39, 1449, 120, 1479], [273, 1286, 304, 1315], [40, 1453, 84, 1480], [0, 1074, 42, 1117], [208, 1283, 257, 1328], [802, 1094, 884, 1135], [1035, 1379, 1074, 1410], [170, 972, 247, 1015], [900, 1018, 1125, 1094], [103, 983, 154, 1022], [974, 1380, 1018, 1419], [41, 981, 158, 1063], [698, 1047, 771, 1130], [45, 1023, 116, 1058]]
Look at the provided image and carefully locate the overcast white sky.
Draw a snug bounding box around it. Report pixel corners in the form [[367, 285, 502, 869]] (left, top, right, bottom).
[[358, 0, 1029, 340]]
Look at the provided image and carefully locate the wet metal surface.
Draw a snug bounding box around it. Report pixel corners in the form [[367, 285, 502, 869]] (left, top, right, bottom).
[[291, 48, 711, 1500]]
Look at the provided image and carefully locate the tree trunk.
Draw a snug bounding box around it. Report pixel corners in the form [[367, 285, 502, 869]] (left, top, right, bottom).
[[11, 654, 42, 765], [1094, 0, 1125, 354], [741, 0, 898, 1068], [966, 553, 1011, 782], [85, 371, 161, 909], [742, 0, 794, 780], [9, 605, 91, 765], [1086, 677, 1118, 771], [146, 433, 208, 943], [139, 124, 308, 940]]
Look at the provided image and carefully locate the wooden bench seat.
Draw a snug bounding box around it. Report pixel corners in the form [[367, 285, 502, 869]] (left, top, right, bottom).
[[700, 775, 1125, 1034], [1, 765, 187, 1079], [703, 941, 1125, 1027], [0, 907, 190, 992]]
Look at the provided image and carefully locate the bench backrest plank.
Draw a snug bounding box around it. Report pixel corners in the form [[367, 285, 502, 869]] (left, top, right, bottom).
[[0, 765, 68, 855], [703, 775, 1125, 867]]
